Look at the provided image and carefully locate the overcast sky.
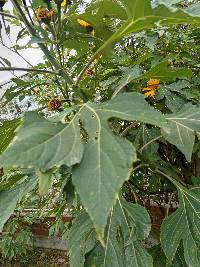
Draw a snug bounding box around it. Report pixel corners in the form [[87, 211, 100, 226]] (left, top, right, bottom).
[[0, 2, 43, 83]]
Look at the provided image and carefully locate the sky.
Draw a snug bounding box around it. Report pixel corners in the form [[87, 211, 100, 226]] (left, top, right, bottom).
[[0, 2, 43, 83]]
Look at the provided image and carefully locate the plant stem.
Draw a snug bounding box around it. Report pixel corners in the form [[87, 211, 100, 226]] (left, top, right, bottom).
[[0, 67, 60, 75], [0, 63, 19, 79], [0, 39, 33, 67], [0, 11, 18, 19], [11, 0, 74, 85]]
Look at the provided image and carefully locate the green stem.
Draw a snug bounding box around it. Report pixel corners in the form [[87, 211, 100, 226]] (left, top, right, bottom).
[[11, 0, 74, 85], [0, 11, 18, 19], [76, 53, 99, 86], [0, 39, 33, 67], [0, 67, 60, 75]]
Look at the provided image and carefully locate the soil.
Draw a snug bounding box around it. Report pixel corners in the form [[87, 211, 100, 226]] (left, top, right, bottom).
[[0, 248, 69, 267]]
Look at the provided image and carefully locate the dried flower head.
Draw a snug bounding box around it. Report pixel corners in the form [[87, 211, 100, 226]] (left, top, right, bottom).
[[48, 98, 62, 111], [36, 7, 54, 22]]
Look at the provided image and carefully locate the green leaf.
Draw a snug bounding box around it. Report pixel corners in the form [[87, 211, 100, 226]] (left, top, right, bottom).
[[149, 244, 188, 267], [0, 56, 11, 67], [0, 112, 84, 171], [0, 119, 21, 154], [117, 0, 200, 36], [139, 62, 193, 82], [0, 176, 37, 231], [161, 80, 190, 93], [37, 169, 53, 196], [72, 199, 152, 267], [114, 61, 192, 96], [68, 211, 97, 267], [113, 65, 142, 97], [84, 244, 104, 267], [156, 86, 186, 112], [73, 93, 166, 236], [161, 104, 200, 161], [171, 245, 188, 267], [0, 171, 25, 191], [161, 180, 200, 267], [133, 125, 160, 156], [89, 0, 200, 65], [103, 199, 152, 267], [0, 93, 166, 237], [186, 3, 200, 17], [149, 244, 167, 267], [11, 78, 30, 87]]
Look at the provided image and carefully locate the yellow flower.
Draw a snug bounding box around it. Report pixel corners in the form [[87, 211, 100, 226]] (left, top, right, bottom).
[[142, 85, 158, 91], [144, 90, 156, 98], [77, 19, 95, 36], [142, 78, 160, 98], [77, 19, 92, 28], [61, 0, 66, 8], [147, 79, 160, 86], [61, 0, 72, 8]]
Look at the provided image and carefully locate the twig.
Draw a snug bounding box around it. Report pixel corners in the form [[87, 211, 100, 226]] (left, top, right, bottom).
[[0, 67, 60, 75], [0, 39, 33, 67], [0, 11, 18, 19], [11, 0, 74, 86]]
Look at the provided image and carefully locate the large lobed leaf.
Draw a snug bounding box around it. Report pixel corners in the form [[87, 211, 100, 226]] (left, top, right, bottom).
[[0, 118, 21, 154], [72, 93, 166, 236], [0, 93, 166, 236], [103, 199, 152, 267], [149, 244, 188, 267], [68, 212, 97, 267], [0, 176, 37, 231], [89, 0, 200, 63], [161, 104, 200, 161], [69, 199, 152, 267], [161, 180, 200, 267], [0, 112, 84, 171]]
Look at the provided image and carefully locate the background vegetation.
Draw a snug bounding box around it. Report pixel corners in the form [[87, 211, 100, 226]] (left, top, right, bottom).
[[1, 0, 200, 266]]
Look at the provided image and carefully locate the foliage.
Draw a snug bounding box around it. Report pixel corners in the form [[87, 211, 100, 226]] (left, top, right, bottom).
[[1, 0, 200, 266], [0, 216, 33, 260]]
